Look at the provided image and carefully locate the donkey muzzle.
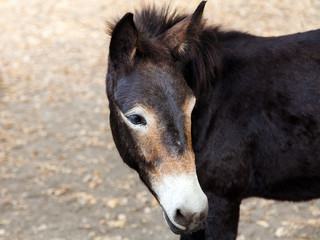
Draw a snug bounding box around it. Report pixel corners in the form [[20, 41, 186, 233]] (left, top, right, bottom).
[[153, 173, 208, 234]]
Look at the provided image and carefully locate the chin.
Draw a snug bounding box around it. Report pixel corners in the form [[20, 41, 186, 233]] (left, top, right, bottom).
[[163, 211, 206, 235]]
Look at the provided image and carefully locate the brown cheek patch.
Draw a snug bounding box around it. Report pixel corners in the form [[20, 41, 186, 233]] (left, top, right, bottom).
[[182, 97, 195, 151], [152, 152, 196, 180], [133, 99, 196, 181], [133, 107, 170, 162]]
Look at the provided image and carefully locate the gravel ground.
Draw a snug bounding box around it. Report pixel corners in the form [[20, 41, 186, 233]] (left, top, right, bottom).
[[0, 0, 320, 240]]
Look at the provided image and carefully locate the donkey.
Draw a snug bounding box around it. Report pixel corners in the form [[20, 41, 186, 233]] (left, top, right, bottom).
[[106, 1, 320, 239]]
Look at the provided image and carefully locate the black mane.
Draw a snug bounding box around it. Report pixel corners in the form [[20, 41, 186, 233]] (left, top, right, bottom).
[[108, 5, 226, 95], [134, 6, 188, 38]]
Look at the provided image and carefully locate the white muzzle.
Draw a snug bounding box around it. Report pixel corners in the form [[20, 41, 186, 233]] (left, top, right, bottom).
[[153, 173, 208, 234]]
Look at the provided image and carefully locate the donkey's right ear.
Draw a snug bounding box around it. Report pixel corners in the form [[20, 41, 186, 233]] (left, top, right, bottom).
[[109, 13, 138, 65]]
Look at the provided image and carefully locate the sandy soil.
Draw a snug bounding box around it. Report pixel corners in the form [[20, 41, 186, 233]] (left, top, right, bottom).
[[0, 0, 320, 239]]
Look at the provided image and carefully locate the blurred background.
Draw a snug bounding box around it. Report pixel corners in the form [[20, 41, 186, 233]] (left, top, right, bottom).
[[1, 0, 320, 239]]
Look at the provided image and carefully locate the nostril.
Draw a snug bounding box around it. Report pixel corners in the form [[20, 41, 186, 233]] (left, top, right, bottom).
[[174, 208, 189, 226], [176, 209, 183, 218]]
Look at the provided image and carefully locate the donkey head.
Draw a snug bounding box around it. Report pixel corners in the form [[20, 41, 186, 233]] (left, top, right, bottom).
[[106, 2, 208, 234]]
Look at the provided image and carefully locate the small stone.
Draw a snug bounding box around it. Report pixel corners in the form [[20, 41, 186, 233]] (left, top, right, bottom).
[[88, 181, 99, 189], [256, 220, 270, 228]]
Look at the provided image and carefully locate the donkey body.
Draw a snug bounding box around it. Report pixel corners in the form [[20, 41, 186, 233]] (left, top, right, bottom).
[[106, 2, 320, 239]]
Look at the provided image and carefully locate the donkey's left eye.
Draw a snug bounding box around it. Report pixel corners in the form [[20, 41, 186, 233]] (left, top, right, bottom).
[[127, 114, 147, 126]]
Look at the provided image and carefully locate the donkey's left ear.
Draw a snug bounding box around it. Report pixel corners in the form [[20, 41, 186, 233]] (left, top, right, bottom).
[[109, 13, 138, 65], [161, 1, 206, 55]]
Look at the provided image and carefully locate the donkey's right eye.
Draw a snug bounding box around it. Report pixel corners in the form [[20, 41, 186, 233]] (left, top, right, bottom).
[[126, 114, 147, 126]]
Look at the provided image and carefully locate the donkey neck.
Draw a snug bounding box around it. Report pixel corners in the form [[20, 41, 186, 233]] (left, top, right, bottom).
[[189, 30, 259, 154]]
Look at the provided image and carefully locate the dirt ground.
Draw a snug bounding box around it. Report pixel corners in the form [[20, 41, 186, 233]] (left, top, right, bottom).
[[1, 0, 320, 239]]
